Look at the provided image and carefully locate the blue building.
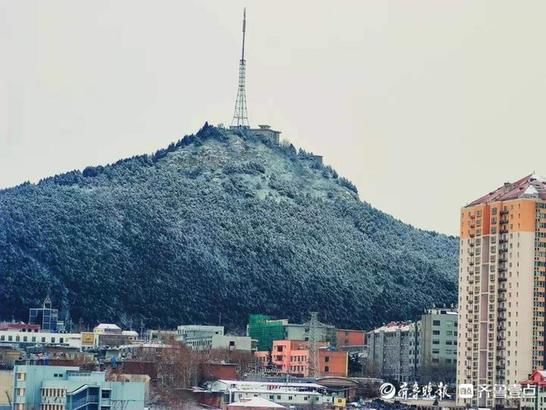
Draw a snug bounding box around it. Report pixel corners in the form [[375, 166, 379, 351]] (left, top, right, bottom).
[[12, 364, 146, 410], [29, 296, 59, 332]]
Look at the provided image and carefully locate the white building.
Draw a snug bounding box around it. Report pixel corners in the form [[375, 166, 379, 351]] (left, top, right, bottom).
[[0, 330, 81, 349], [209, 379, 332, 407]]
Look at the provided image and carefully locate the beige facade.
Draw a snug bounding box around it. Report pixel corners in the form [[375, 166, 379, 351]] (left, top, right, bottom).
[[456, 175, 546, 407]]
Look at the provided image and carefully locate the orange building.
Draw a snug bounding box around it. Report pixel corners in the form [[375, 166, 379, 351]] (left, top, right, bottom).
[[336, 329, 365, 348], [255, 340, 348, 377], [456, 174, 546, 408]]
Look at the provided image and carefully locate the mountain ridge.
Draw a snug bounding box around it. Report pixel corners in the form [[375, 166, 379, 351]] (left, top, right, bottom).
[[0, 123, 458, 330]]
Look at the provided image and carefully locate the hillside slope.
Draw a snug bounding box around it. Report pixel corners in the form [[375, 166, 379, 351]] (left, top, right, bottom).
[[0, 124, 458, 330]]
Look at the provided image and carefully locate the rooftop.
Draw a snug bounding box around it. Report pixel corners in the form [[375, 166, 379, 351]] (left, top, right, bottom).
[[466, 173, 546, 207], [371, 321, 413, 333]]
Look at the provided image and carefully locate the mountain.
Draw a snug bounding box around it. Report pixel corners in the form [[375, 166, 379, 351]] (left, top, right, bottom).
[[0, 124, 458, 330]]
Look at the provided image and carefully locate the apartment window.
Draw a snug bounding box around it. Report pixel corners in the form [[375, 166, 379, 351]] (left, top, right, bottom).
[[432, 340, 440, 345], [101, 389, 111, 399], [433, 320, 441, 326], [324, 366, 330, 372], [325, 356, 330, 362], [16, 372, 26, 381], [433, 330, 440, 335]]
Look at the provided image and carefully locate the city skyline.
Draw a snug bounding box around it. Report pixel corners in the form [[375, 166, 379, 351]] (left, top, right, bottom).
[[3, 1, 546, 235]]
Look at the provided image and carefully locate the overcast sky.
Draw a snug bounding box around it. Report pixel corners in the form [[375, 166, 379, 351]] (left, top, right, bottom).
[[2, 1, 546, 235]]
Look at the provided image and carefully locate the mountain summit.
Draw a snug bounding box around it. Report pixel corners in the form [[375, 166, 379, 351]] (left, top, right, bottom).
[[0, 124, 458, 329]]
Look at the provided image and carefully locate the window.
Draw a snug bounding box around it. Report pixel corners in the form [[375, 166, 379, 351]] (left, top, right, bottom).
[[101, 389, 111, 399], [432, 340, 440, 345], [16, 372, 26, 381], [325, 356, 330, 362], [325, 366, 330, 372], [433, 330, 440, 335], [433, 320, 441, 326]]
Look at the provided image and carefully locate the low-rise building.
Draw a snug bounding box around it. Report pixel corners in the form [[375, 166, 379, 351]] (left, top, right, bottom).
[[0, 330, 81, 349], [177, 325, 253, 352], [12, 364, 145, 410], [255, 340, 348, 377], [209, 379, 331, 407]]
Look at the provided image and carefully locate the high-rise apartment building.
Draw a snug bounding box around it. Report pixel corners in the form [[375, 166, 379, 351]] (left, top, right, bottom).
[[457, 174, 546, 407]]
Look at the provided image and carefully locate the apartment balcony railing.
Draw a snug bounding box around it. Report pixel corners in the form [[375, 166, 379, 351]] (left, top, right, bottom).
[[500, 210, 509, 216]]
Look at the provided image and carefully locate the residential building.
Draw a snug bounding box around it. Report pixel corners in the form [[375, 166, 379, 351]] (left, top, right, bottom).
[[208, 379, 332, 407], [29, 296, 59, 332], [255, 340, 348, 377], [366, 322, 415, 382], [12, 364, 145, 410], [456, 174, 546, 408], [416, 307, 457, 383]]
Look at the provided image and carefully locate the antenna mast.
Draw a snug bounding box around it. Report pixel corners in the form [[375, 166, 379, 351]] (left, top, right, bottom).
[[231, 8, 250, 128]]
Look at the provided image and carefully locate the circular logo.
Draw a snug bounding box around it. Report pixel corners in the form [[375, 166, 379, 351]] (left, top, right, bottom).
[[380, 382, 396, 400]]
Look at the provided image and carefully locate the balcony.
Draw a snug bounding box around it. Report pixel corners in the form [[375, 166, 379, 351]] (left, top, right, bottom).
[[499, 246, 508, 253], [500, 209, 509, 216], [498, 286, 507, 292], [499, 228, 509, 234], [500, 218, 509, 224], [498, 257, 508, 263]]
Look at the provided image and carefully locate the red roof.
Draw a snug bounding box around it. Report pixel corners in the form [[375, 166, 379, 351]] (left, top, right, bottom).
[[466, 174, 546, 207], [520, 370, 546, 386]]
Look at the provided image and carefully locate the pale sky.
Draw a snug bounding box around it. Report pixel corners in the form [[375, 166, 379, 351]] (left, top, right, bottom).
[[2, 1, 546, 235]]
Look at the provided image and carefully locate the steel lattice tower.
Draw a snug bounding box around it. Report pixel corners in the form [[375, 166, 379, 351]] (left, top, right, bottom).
[[308, 312, 320, 378], [231, 8, 250, 128]]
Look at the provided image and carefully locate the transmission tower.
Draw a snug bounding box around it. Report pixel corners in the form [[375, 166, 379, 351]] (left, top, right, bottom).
[[307, 312, 320, 378], [231, 8, 250, 128]]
